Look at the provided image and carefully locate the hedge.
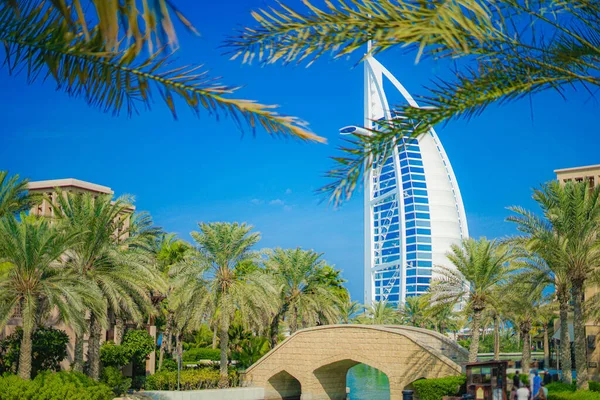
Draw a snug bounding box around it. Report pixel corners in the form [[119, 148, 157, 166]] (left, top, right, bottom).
[[145, 368, 239, 391], [412, 375, 465, 400], [181, 348, 221, 362], [590, 382, 600, 392], [548, 391, 600, 400], [0, 371, 113, 400]]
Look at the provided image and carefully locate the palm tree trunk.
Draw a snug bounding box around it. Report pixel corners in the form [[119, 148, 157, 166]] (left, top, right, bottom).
[[494, 316, 500, 361], [18, 305, 34, 380], [212, 323, 218, 349], [167, 331, 173, 353], [218, 311, 230, 388], [572, 282, 589, 390], [289, 306, 298, 334], [158, 312, 173, 371], [543, 324, 550, 368], [469, 310, 482, 362], [270, 314, 280, 349], [87, 313, 102, 380], [558, 293, 573, 384], [73, 334, 84, 372], [521, 326, 531, 375], [114, 318, 125, 345]]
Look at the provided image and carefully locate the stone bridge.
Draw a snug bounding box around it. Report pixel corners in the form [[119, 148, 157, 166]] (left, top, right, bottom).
[[242, 325, 468, 400]]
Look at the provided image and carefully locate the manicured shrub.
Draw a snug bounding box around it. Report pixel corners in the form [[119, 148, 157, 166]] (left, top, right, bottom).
[[0, 371, 113, 400], [0, 327, 69, 376], [546, 382, 576, 392], [182, 347, 221, 362], [548, 391, 600, 400], [100, 366, 131, 396], [158, 357, 178, 372], [145, 367, 238, 391], [412, 375, 465, 400], [590, 382, 600, 392], [122, 329, 155, 366]]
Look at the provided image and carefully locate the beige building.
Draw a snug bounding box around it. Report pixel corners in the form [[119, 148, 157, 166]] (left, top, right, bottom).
[[555, 165, 600, 379], [0, 178, 157, 375]]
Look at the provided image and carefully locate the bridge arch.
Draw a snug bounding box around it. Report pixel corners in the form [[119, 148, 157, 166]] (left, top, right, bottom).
[[267, 370, 302, 400], [243, 325, 468, 400]]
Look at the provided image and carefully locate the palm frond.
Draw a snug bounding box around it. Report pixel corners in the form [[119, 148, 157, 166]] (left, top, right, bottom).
[[0, 2, 322, 142]]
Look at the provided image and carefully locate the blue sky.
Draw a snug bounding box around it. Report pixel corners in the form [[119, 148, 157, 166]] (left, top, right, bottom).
[[2, 0, 599, 301]]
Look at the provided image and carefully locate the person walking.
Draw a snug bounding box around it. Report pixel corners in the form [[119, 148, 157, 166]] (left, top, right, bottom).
[[516, 382, 530, 400], [513, 370, 521, 389], [532, 370, 542, 398]]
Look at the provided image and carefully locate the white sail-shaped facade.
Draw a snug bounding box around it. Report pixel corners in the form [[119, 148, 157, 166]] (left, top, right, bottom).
[[349, 56, 469, 306]]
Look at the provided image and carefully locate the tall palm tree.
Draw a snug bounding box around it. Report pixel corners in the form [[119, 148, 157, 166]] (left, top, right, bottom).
[[501, 281, 544, 374], [52, 190, 161, 379], [228, 1, 600, 205], [510, 181, 600, 388], [355, 300, 399, 325], [535, 302, 557, 370], [0, 214, 102, 379], [176, 222, 276, 387], [429, 238, 515, 362], [0, 171, 32, 219], [1, 1, 318, 143], [264, 248, 344, 348], [156, 234, 191, 370]]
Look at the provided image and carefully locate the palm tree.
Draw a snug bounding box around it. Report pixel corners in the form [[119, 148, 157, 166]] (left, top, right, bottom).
[[510, 181, 600, 388], [52, 190, 162, 379], [0, 171, 32, 219], [535, 302, 557, 370], [501, 281, 544, 374], [398, 295, 430, 328], [264, 248, 344, 348], [429, 238, 515, 362], [1, 1, 318, 143], [355, 300, 399, 325], [176, 222, 276, 387], [0, 214, 102, 379], [506, 221, 572, 384], [156, 234, 191, 370], [340, 300, 363, 324], [227, 1, 600, 205]]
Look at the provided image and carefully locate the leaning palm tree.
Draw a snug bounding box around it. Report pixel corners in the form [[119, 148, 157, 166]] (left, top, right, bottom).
[[429, 238, 515, 362], [340, 299, 363, 324], [52, 190, 162, 379], [228, 0, 600, 205], [264, 248, 343, 348], [176, 222, 276, 387], [0, 214, 103, 379], [354, 300, 399, 325], [0, 171, 32, 219], [1, 1, 319, 143]]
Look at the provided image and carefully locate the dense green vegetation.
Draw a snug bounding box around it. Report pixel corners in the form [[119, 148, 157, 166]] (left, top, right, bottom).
[[412, 375, 465, 400], [0, 371, 113, 400]]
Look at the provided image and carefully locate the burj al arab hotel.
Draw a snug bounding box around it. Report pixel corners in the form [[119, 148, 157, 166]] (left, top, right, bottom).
[[341, 55, 469, 306]]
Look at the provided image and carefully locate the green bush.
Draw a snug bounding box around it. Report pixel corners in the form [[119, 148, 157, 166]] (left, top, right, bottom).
[[158, 357, 178, 372], [590, 382, 600, 392], [182, 347, 221, 362], [122, 329, 154, 366], [99, 341, 131, 368], [145, 368, 238, 391], [100, 366, 131, 396], [548, 391, 600, 400], [547, 382, 576, 392], [0, 327, 69, 376], [412, 375, 466, 400], [0, 371, 113, 400]]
